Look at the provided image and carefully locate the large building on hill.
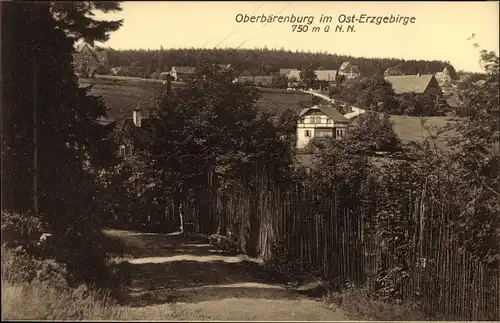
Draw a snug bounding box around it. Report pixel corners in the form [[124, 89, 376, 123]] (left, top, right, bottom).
[[338, 61, 361, 79], [296, 104, 349, 149], [435, 66, 458, 85], [384, 74, 443, 96]]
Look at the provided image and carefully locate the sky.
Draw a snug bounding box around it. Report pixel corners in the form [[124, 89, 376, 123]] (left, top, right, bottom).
[[92, 1, 499, 73]]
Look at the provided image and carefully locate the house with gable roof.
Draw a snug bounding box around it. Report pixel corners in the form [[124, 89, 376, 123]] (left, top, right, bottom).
[[435, 66, 458, 85], [296, 104, 350, 149], [384, 74, 443, 96], [73, 41, 108, 76], [338, 61, 361, 79], [384, 66, 405, 77]]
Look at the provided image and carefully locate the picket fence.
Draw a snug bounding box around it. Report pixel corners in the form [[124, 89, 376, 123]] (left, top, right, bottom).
[[174, 169, 499, 321]]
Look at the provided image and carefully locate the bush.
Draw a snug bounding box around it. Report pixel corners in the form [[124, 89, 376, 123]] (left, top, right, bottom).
[[1, 244, 70, 289], [1, 211, 45, 249], [325, 287, 429, 321], [1, 281, 125, 320]]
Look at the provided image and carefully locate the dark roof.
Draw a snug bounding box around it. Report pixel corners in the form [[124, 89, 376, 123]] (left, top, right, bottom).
[[298, 104, 349, 122], [384, 74, 437, 94]]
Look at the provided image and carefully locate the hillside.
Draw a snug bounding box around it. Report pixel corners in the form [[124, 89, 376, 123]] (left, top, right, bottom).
[[390, 115, 457, 151], [79, 77, 173, 121], [79, 78, 315, 121], [255, 89, 316, 115]]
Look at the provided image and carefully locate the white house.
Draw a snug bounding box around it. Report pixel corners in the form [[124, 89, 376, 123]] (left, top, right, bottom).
[[296, 104, 350, 149]]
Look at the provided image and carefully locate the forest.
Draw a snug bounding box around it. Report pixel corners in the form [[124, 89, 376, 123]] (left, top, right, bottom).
[[104, 47, 456, 77]]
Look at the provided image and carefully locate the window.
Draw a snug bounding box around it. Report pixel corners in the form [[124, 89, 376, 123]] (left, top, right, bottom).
[[299, 117, 305, 123], [316, 129, 333, 138], [125, 144, 133, 156], [118, 145, 125, 157], [313, 116, 322, 124], [336, 129, 346, 138], [305, 130, 311, 137]]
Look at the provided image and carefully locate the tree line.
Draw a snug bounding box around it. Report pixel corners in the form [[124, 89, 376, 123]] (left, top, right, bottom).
[[104, 47, 455, 77]]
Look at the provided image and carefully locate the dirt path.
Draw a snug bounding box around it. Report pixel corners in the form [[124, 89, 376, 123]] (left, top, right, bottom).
[[105, 229, 347, 321]]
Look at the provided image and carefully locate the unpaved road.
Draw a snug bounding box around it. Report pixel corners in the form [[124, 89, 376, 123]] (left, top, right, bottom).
[[105, 229, 347, 321]]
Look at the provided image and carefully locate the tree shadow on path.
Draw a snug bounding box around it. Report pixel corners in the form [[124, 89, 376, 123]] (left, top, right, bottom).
[[105, 230, 302, 308]]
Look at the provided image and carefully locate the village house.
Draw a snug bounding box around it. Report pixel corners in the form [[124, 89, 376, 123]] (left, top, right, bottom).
[[435, 66, 458, 85], [338, 61, 361, 79], [315, 70, 338, 83], [314, 70, 338, 90], [296, 104, 349, 149], [73, 42, 108, 76], [237, 75, 274, 87], [384, 74, 443, 96], [279, 68, 297, 76], [115, 108, 153, 158], [279, 69, 301, 81], [384, 66, 405, 77], [170, 66, 197, 82]]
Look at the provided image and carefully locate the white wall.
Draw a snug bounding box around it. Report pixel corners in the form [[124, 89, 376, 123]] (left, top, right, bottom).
[[296, 126, 316, 149], [296, 116, 349, 149]]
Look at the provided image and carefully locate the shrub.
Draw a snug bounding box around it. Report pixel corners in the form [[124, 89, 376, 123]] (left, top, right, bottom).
[[1, 244, 70, 289], [1, 211, 45, 249], [1, 281, 125, 320], [325, 287, 429, 321]]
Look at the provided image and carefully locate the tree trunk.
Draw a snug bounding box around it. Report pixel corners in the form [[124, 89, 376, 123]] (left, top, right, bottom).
[[178, 201, 184, 233], [32, 47, 39, 215]]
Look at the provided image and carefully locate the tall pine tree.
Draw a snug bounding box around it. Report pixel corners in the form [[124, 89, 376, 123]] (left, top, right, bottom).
[[2, 1, 122, 230]]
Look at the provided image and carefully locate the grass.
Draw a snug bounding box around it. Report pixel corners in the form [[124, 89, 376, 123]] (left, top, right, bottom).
[[79, 82, 165, 121], [0, 226, 140, 320], [80, 79, 318, 122], [390, 115, 458, 152], [1, 281, 127, 320], [256, 91, 320, 115], [323, 288, 430, 321]]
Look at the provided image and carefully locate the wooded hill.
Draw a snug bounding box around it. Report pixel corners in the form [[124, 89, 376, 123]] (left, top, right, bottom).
[[106, 47, 455, 77]]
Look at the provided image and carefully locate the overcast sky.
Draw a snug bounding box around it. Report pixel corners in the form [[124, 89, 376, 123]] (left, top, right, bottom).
[[93, 1, 499, 73]]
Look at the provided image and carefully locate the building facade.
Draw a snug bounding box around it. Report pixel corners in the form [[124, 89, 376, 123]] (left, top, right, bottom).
[[73, 42, 108, 77], [296, 105, 350, 149]]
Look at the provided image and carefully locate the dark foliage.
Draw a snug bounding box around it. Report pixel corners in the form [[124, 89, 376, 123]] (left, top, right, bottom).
[[104, 48, 452, 78]]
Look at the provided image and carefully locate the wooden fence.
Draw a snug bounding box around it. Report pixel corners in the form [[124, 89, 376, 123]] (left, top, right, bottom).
[[181, 170, 499, 320]]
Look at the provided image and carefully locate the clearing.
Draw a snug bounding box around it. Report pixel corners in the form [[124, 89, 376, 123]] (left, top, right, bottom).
[[106, 229, 347, 321], [79, 77, 316, 122]]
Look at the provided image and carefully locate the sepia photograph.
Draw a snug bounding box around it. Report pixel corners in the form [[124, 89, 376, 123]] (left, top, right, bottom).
[[1, 1, 499, 321]]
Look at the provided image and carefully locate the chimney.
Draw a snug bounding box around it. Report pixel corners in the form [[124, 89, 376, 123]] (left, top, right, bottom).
[[133, 109, 142, 127]]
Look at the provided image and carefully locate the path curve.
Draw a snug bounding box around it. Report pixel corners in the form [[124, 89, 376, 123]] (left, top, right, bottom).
[[105, 229, 347, 321]]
